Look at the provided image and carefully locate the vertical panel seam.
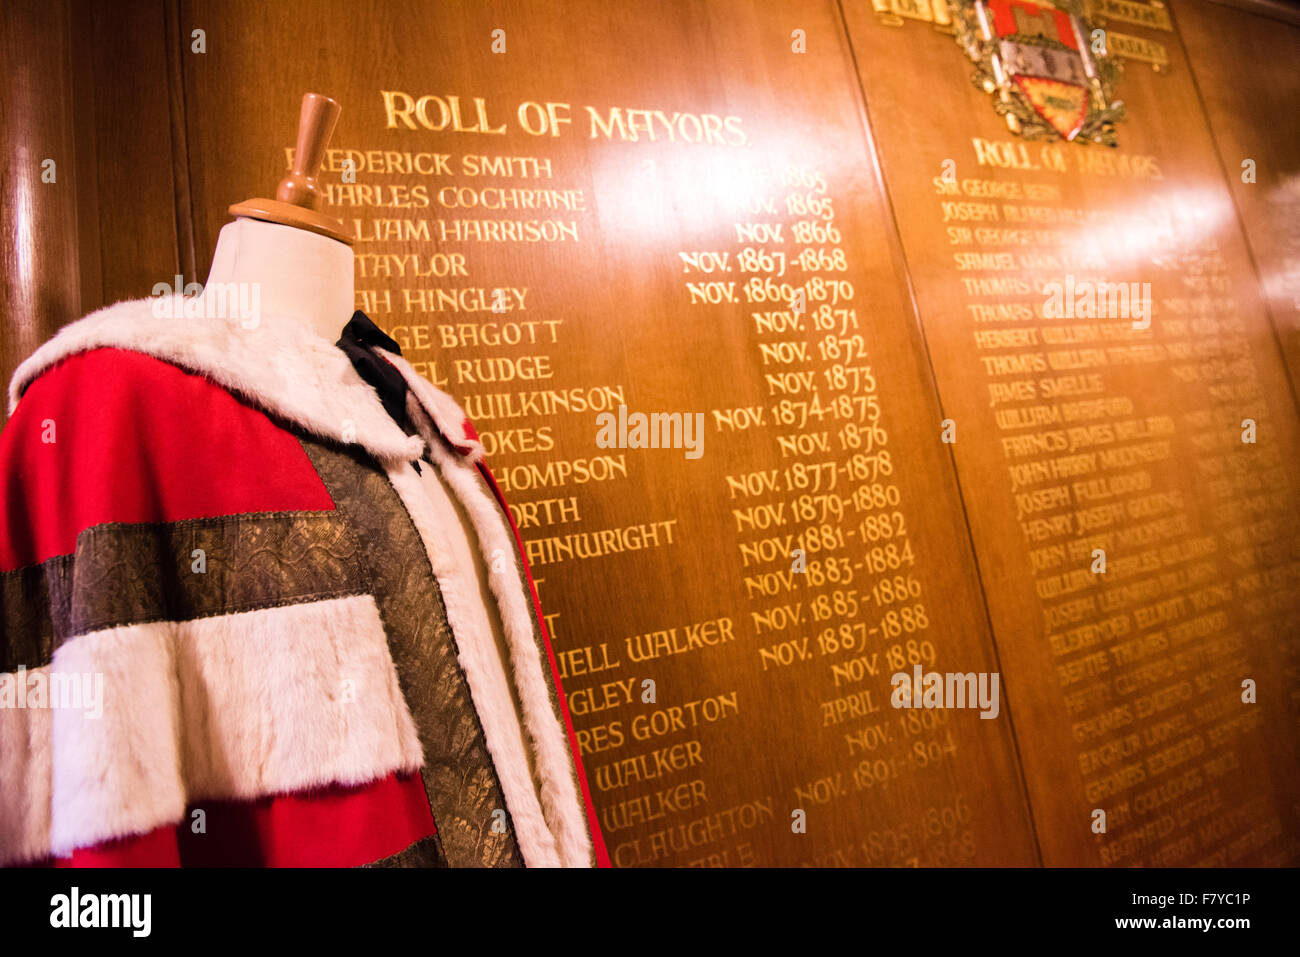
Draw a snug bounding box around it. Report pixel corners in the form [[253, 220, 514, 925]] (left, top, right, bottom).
[[163, 0, 196, 284], [831, 0, 1047, 866]]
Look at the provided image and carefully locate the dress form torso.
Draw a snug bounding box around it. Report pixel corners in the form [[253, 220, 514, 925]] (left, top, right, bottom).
[[204, 213, 557, 856], [203, 217, 353, 339]]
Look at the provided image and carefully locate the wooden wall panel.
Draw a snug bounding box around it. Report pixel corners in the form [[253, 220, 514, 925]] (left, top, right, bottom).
[[75, 0, 187, 305], [1, 0, 1296, 867], [842, 0, 1300, 865], [0, 0, 180, 422], [0, 1, 83, 417], [1174, 0, 1300, 394], [178, 0, 1040, 866]]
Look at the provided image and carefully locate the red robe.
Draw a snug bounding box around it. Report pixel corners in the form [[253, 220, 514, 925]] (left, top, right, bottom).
[[0, 296, 609, 867]]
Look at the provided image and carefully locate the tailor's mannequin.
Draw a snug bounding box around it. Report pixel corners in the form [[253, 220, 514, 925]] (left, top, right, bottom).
[[202, 217, 352, 341], [194, 101, 553, 842]]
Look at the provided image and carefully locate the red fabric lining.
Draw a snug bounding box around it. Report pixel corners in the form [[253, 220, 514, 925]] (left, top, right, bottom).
[[45, 771, 435, 868], [55, 821, 181, 868], [1, 348, 335, 572], [3, 345, 602, 866]]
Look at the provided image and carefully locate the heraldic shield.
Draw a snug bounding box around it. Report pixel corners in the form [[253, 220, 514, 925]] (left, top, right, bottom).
[[946, 0, 1127, 146], [986, 0, 1090, 139]]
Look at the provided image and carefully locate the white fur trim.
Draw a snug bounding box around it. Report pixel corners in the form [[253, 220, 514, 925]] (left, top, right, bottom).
[[7, 297, 425, 467], [385, 460, 563, 867], [0, 595, 423, 864], [413, 409, 593, 868], [48, 623, 187, 860], [172, 594, 424, 800], [386, 351, 486, 462], [0, 673, 55, 866]]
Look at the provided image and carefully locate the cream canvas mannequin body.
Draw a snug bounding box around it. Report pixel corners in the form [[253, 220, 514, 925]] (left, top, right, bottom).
[[203, 217, 353, 338]]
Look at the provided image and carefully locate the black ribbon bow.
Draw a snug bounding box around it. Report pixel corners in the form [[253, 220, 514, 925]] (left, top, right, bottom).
[[336, 310, 412, 431], [337, 310, 422, 471]]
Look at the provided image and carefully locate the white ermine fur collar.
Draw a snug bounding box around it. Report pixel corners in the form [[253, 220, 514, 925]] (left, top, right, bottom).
[[8, 297, 483, 467]]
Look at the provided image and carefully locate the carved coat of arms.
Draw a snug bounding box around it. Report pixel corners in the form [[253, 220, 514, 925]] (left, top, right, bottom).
[[949, 0, 1126, 145], [873, 0, 1161, 147]]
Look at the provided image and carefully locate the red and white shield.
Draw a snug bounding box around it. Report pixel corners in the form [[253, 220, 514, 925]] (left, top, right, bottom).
[[983, 0, 1091, 140]]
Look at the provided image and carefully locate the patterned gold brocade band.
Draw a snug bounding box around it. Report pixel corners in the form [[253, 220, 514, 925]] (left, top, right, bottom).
[[362, 833, 449, 868], [0, 511, 368, 672], [300, 437, 526, 868]]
